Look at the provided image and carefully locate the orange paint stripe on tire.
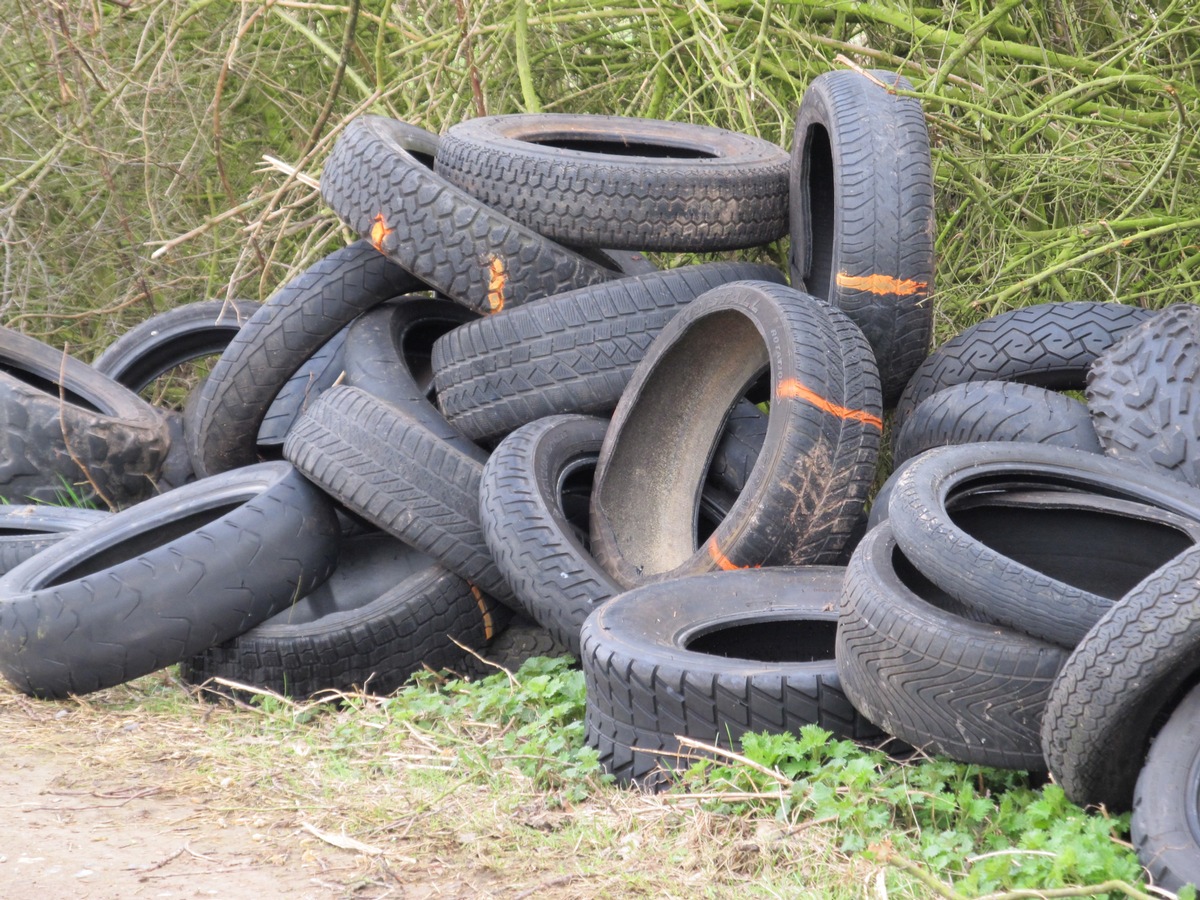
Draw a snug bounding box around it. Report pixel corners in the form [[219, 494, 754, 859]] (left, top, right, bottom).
[[777, 378, 883, 430], [836, 272, 928, 296], [707, 540, 759, 571], [470, 584, 495, 641], [370, 213, 393, 252]]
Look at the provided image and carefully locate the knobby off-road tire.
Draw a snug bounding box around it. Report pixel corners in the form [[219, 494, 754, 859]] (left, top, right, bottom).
[[284, 385, 512, 602], [341, 297, 486, 463], [186, 240, 424, 477], [886, 442, 1200, 648], [0, 505, 108, 576], [1131, 682, 1200, 892], [0, 327, 170, 506], [320, 116, 612, 315], [1087, 304, 1200, 487], [181, 531, 502, 698], [0, 462, 340, 698], [789, 69, 934, 405], [436, 113, 790, 252], [431, 262, 785, 443], [837, 522, 1067, 770], [892, 380, 1101, 467], [590, 280, 881, 587], [894, 301, 1154, 432], [582, 567, 884, 789]]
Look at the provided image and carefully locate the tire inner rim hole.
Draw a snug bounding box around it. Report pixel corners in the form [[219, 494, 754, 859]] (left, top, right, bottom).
[[685, 618, 836, 663], [557, 456, 597, 546], [803, 124, 835, 298], [0, 364, 101, 413], [527, 137, 717, 160], [401, 317, 471, 397]]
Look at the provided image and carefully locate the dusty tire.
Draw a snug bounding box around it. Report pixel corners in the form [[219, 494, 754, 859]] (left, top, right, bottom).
[[837, 521, 1066, 770], [0, 462, 340, 698], [283, 385, 512, 602], [590, 280, 881, 587], [1087, 304, 1200, 487], [436, 113, 790, 252], [789, 69, 934, 404], [431, 261, 786, 443], [582, 567, 884, 788], [180, 531, 501, 697], [886, 442, 1200, 648], [892, 380, 1101, 466], [320, 115, 612, 314], [895, 301, 1154, 432], [0, 327, 170, 506], [0, 505, 109, 576], [457, 614, 571, 679]]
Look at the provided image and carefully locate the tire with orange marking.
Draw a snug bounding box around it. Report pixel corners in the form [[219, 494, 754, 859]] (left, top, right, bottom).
[[589, 280, 881, 588], [789, 69, 934, 405]]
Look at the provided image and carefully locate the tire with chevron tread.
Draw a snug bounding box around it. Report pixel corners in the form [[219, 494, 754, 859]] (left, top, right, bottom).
[[0, 505, 109, 576]]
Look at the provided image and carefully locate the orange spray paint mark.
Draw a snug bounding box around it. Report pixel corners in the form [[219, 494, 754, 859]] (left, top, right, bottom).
[[487, 256, 507, 313], [707, 541, 759, 572], [369, 213, 394, 252], [470, 584, 495, 641], [777, 378, 883, 430], [836, 272, 928, 296]]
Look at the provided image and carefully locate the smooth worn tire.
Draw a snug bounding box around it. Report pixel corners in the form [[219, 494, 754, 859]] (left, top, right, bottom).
[[320, 116, 612, 315], [1087, 304, 1200, 487], [436, 113, 790, 252], [886, 442, 1200, 648], [1131, 681, 1200, 892], [0, 327, 170, 506], [590, 280, 881, 587], [284, 385, 512, 602], [582, 567, 885, 788], [1042, 542, 1200, 811], [186, 240, 424, 477], [789, 69, 934, 404], [837, 521, 1067, 770], [181, 531, 502, 697], [431, 261, 786, 443], [892, 380, 1102, 467], [894, 301, 1154, 433], [341, 297, 486, 463], [0, 505, 109, 576], [0, 461, 340, 698]]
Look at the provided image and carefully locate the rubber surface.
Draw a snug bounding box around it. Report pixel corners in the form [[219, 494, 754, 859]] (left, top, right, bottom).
[[886, 442, 1200, 648], [892, 380, 1102, 466], [581, 567, 884, 788], [837, 521, 1066, 770], [458, 614, 571, 679], [186, 240, 424, 476], [283, 385, 512, 602], [0, 504, 109, 576], [0, 326, 170, 506], [320, 115, 612, 314], [1087, 304, 1200, 487], [431, 262, 786, 443], [789, 69, 934, 404], [181, 531, 499, 697], [436, 113, 790, 252], [0, 462, 340, 698], [895, 301, 1154, 431], [590, 280, 881, 587]]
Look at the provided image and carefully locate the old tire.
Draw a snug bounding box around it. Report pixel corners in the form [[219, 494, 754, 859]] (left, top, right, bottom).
[[0, 505, 109, 576]]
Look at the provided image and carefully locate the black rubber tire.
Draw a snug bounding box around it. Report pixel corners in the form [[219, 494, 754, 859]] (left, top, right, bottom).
[[320, 116, 613, 315], [572, 247, 657, 277], [0, 461, 340, 698], [479, 415, 621, 656], [886, 442, 1200, 648], [431, 262, 786, 443], [283, 385, 512, 602], [186, 240, 424, 477], [1042, 541, 1200, 811], [1131, 682, 1200, 892], [436, 113, 790, 252], [892, 380, 1102, 467], [0, 504, 109, 576], [92, 300, 261, 395], [706, 400, 767, 501], [590, 280, 881, 587], [838, 521, 1067, 769], [1087, 304, 1200, 487], [0, 327, 170, 506], [581, 567, 885, 788], [255, 323, 350, 448], [458, 614, 571, 679], [180, 531, 501, 698], [788, 69, 934, 405], [894, 301, 1155, 433], [341, 297, 486, 463]]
